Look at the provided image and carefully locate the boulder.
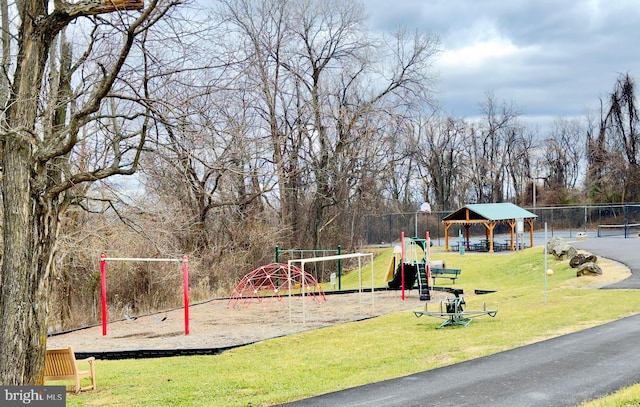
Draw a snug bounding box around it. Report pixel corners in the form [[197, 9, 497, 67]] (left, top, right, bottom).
[[546, 236, 564, 253], [576, 262, 603, 277], [547, 236, 577, 260], [569, 254, 586, 267], [569, 253, 598, 268]]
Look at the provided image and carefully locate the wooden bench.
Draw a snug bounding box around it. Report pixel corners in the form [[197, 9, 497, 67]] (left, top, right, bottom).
[[430, 268, 461, 285], [44, 347, 96, 393]]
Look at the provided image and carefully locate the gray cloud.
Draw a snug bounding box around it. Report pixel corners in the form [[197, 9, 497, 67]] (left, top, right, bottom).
[[364, 0, 640, 126]]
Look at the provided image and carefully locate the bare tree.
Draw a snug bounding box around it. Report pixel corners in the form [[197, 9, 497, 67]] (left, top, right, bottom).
[[217, 0, 313, 247], [218, 0, 440, 249], [465, 93, 520, 203], [0, 0, 184, 385], [586, 73, 640, 203], [502, 125, 536, 205], [281, 4, 439, 248], [377, 116, 418, 209], [540, 118, 584, 204], [414, 116, 467, 211]]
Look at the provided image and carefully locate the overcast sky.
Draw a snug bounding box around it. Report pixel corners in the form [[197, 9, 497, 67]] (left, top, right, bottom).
[[364, 0, 640, 130]]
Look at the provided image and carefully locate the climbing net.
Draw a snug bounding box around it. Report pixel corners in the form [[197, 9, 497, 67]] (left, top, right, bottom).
[[228, 263, 326, 309]]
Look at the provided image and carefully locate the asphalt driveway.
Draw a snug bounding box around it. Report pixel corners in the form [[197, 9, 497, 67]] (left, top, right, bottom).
[[572, 237, 640, 288]]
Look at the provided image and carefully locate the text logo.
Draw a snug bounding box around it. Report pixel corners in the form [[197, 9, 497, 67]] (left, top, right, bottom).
[[1, 386, 65, 406]]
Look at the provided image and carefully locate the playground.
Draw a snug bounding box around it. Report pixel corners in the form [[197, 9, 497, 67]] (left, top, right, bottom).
[[42, 238, 640, 406], [46, 233, 623, 357], [48, 239, 447, 356], [46, 289, 445, 355]]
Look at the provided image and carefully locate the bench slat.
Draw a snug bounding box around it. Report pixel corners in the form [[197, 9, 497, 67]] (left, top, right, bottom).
[[431, 268, 461, 275], [44, 347, 96, 393]]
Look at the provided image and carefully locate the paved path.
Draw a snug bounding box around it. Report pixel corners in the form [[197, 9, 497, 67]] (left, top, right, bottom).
[[572, 238, 640, 288], [279, 238, 640, 407]]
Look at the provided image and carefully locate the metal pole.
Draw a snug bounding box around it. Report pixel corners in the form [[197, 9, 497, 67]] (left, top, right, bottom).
[[337, 245, 342, 290], [624, 205, 629, 238], [287, 262, 292, 324], [544, 222, 548, 305], [370, 254, 374, 306], [183, 255, 189, 335], [401, 231, 405, 301], [100, 254, 107, 336], [103, 257, 181, 262], [301, 260, 306, 325], [358, 257, 362, 295], [426, 231, 431, 300]]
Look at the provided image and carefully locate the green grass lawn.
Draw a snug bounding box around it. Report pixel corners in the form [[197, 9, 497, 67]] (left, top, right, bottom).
[[578, 383, 640, 407], [54, 246, 640, 406]]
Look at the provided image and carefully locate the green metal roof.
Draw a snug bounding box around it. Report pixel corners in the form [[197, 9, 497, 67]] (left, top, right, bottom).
[[443, 203, 537, 222]]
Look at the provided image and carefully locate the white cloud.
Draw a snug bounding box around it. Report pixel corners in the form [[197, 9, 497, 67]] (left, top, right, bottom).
[[440, 37, 519, 68]]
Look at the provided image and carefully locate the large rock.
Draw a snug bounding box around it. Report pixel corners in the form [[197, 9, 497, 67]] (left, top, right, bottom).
[[547, 236, 577, 260], [569, 253, 598, 268], [576, 262, 603, 276], [546, 236, 564, 253]]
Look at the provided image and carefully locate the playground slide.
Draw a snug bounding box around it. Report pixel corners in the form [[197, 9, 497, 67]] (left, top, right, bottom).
[[387, 263, 418, 289], [385, 257, 396, 282]]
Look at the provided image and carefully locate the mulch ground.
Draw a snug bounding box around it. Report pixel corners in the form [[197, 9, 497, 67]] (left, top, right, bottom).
[[47, 289, 448, 353]]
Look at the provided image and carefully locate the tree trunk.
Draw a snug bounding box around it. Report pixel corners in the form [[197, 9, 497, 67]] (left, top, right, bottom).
[[0, 0, 54, 384], [0, 0, 171, 385]]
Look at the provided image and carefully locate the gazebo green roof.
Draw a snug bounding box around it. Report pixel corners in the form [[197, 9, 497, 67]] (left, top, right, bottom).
[[443, 203, 537, 222], [441, 203, 537, 252]]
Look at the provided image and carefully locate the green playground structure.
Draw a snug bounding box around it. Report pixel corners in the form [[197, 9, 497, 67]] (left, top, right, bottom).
[[386, 232, 439, 301]]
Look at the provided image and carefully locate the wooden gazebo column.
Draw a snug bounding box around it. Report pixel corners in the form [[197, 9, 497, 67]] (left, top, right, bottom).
[[505, 218, 536, 250], [507, 219, 516, 250], [483, 221, 497, 252], [527, 218, 535, 247], [465, 224, 470, 249], [444, 222, 451, 251], [443, 221, 472, 251]]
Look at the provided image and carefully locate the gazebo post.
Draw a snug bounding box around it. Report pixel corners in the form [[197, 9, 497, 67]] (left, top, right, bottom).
[[465, 225, 470, 249], [487, 221, 496, 252], [528, 218, 535, 247], [444, 223, 451, 251], [508, 220, 516, 250]]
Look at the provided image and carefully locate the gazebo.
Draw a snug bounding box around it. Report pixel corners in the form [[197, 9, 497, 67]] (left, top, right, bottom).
[[442, 203, 537, 252]]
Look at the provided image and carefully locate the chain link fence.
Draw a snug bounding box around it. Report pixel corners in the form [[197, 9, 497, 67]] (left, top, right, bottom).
[[363, 204, 640, 246]]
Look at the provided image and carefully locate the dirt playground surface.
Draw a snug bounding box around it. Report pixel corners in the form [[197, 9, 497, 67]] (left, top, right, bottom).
[[47, 290, 448, 353], [47, 251, 629, 354]]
